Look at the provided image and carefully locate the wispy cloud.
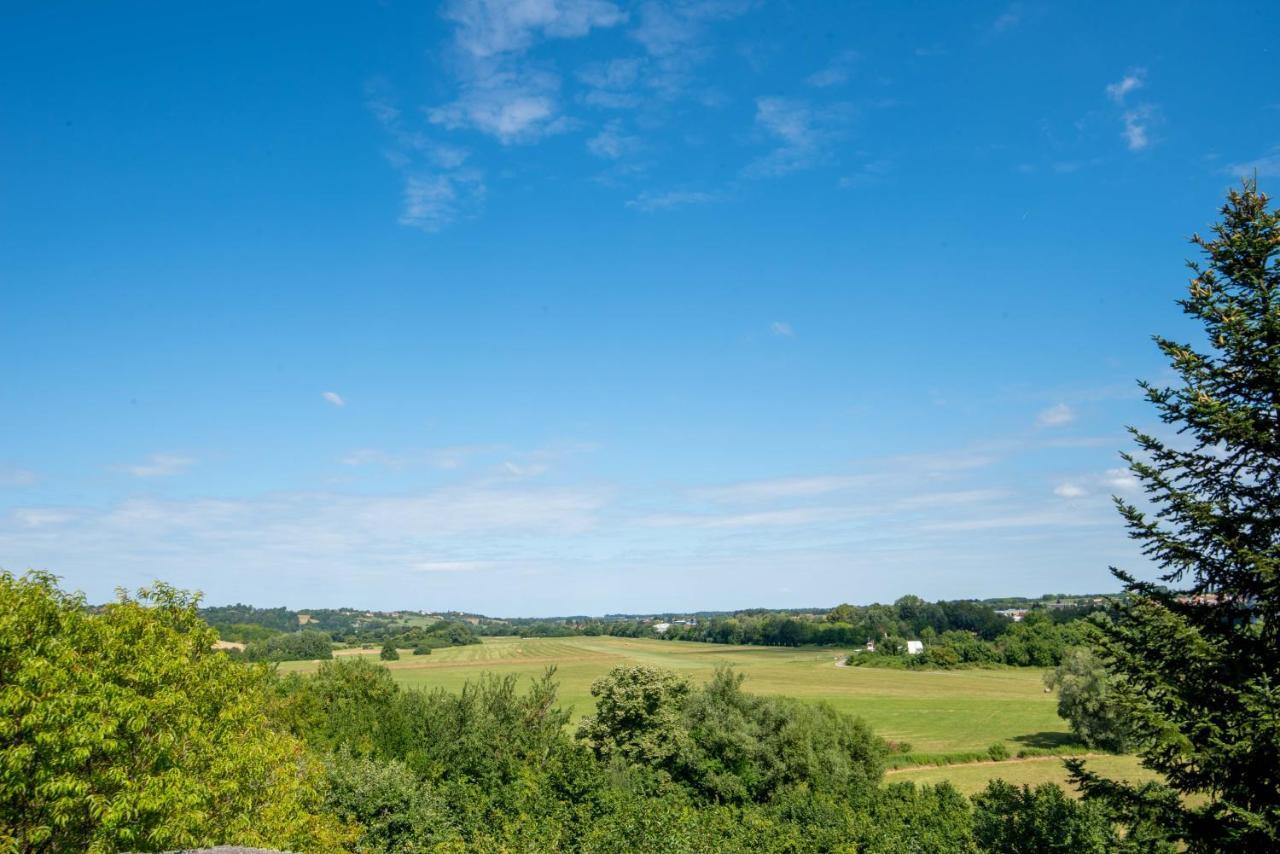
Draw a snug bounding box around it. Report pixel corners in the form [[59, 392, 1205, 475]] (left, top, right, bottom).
[[577, 56, 645, 109], [988, 3, 1023, 35], [1106, 68, 1146, 103], [1226, 147, 1280, 178], [1054, 482, 1087, 498], [1052, 467, 1139, 499], [366, 81, 486, 232], [626, 188, 720, 211], [1105, 70, 1157, 151], [770, 321, 793, 337], [1120, 104, 1155, 151], [694, 474, 869, 503], [587, 119, 641, 159], [113, 453, 196, 478], [400, 173, 486, 232], [806, 50, 860, 88], [1036, 403, 1075, 427], [746, 96, 853, 178], [444, 0, 626, 58], [629, 0, 753, 58], [321, 391, 346, 407], [431, 0, 625, 143]]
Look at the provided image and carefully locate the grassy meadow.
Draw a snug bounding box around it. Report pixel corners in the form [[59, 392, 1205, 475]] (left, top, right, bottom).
[[279, 634, 1103, 793]]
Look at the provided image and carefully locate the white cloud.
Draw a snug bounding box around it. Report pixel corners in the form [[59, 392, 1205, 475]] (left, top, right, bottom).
[[695, 475, 869, 503], [1121, 105, 1155, 151], [806, 50, 860, 88], [431, 0, 625, 144], [1104, 72, 1156, 152], [630, 0, 753, 57], [770, 321, 793, 337], [113, 453, 196, 479], [577, 57, 644, 108], [443, 0, 625, 59], [1054, 482, 1087, 499], [923, 509, 1106, 532], [343, 446, 487, 471], [1106, 69, 1146, 103], [366, 81, 485, 233], [587, 120, 641, 159], [1226, 147, 1280, 178], [746, 97, 852, 178], [1036, 403, 1075, 427], [641, 505, 855, 530], [1102, 467, 1139, 492], [399, 172, 486, 232], [626, 189, 719, 211], [321, 391, 346, 407]]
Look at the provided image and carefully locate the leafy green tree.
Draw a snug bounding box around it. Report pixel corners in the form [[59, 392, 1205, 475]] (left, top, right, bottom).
[[577, 665, 691, 766], [380, 640, 400, 661], [0, 571, 352, 853], [1044, 646, 1132, 751], [1069, 181, 1280, 851], [276, 655, 408, 758], [971, 781, 1138, 853], [322, 750, 457, 852], [852, 782, 976, 853], [676, 667, 885, 803]]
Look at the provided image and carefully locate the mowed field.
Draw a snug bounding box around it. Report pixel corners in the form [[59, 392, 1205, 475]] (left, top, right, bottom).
[[280, 635, 1070, 755], [278, 634, 1160, 795]]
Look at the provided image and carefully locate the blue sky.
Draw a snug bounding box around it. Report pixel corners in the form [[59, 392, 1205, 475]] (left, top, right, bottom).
[[2, 1, 1277, 615]]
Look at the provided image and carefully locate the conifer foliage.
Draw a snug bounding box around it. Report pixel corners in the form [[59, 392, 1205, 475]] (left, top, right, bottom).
[[1071, 181, 1280, 851]]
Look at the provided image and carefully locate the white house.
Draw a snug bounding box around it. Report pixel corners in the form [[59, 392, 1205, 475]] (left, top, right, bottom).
[[652, 622, 672, 634], [906, 640, 924, 655]]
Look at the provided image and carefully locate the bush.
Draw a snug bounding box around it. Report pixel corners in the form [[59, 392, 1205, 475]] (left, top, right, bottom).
[[380, 641, 400, 661], [412, 644, 433, 655], [987, 742, 1011, 761]]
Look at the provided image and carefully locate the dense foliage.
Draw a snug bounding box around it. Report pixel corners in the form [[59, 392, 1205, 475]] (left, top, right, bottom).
[[0, 571, 351, 853], [1071, 181, 1280, 851], [1044, 647, 1132, 752], [2, 571, 1169, 852]]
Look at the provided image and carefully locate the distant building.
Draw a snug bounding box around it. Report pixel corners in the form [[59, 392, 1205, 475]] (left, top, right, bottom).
[[996, 609, 1027, 622], [906, 640, 924, 655], [652, 622, 672, 634]]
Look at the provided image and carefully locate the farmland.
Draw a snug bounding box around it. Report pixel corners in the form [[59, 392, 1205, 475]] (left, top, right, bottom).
[[277, 634, 1116, 791]]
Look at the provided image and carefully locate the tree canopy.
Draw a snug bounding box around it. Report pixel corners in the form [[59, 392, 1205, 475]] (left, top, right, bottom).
[[1072, 180, 1280, 851]]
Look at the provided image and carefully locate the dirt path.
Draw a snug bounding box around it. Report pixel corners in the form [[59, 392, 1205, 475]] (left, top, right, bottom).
[[884, 752, 1103, 775]]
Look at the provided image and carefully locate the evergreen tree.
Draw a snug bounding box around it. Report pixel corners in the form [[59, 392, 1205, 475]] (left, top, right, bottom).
[[1070, 181, 1280, 851]]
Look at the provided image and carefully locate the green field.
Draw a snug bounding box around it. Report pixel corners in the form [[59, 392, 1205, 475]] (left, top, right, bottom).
[[281, 635, 1075, 758]]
